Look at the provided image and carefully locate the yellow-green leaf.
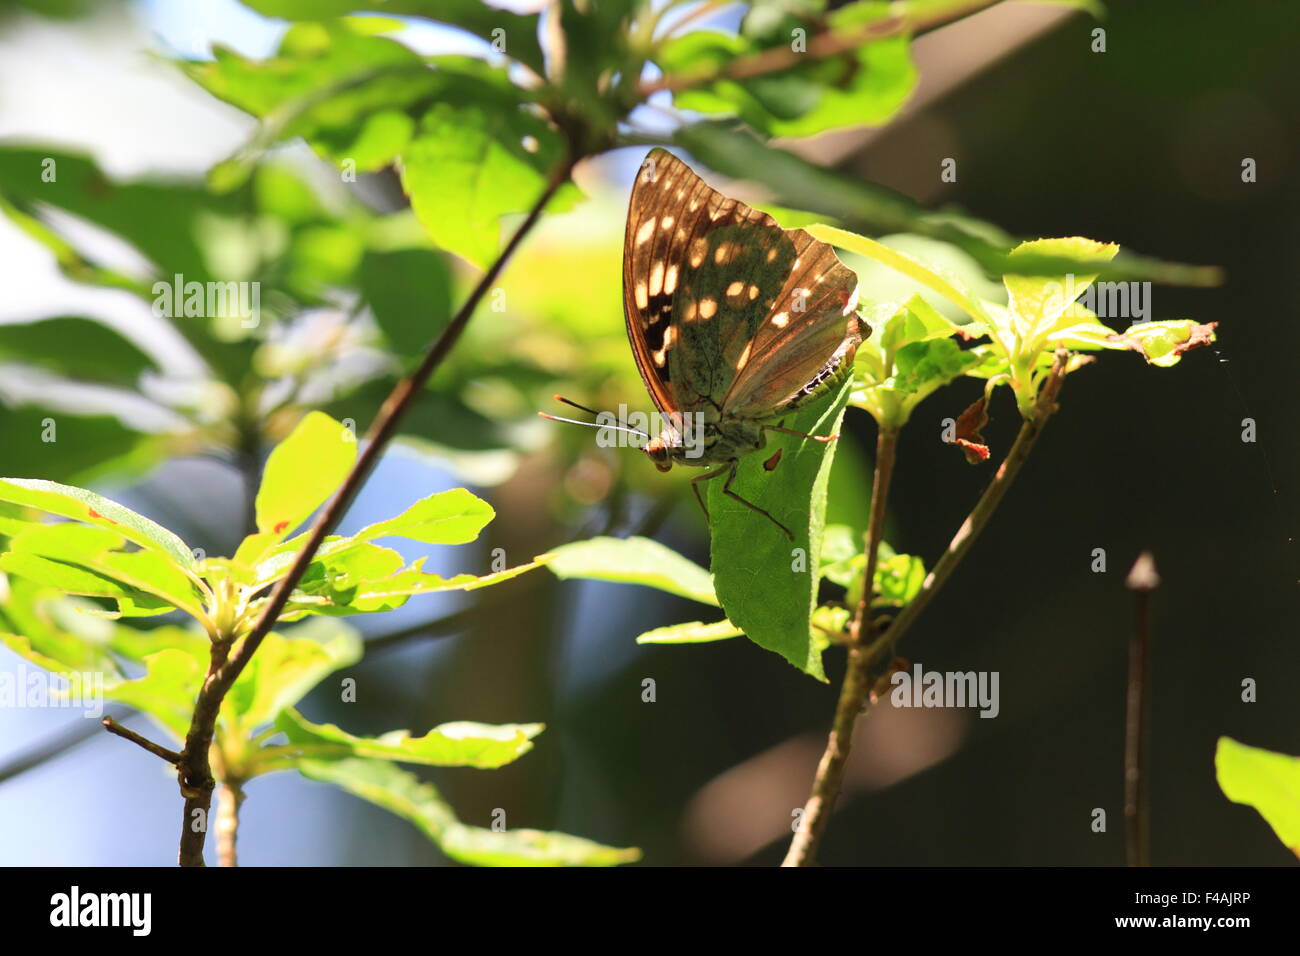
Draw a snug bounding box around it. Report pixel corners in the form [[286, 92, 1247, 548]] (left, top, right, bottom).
[[255, 411, 356, 539]]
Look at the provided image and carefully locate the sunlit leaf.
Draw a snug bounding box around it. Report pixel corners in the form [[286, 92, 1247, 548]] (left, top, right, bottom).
[[547, 536, 718, 607], [224, 620, 363, 729], [1216, 737, 1300, 858], [635, 619, 743, 644], [276, 707, 542, 769], [255, 411, 356, 540], [0, 478, 194, 569], [294, 757, 640, 865]]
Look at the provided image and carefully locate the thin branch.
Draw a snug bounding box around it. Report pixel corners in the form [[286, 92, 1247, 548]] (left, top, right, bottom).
[[1124, 551, 1159, 867], [172, 156, 576, 868], [862, 351, 1071, 669], [216, 779, 246, 868], [783, 424, 899, 867], [784, 350, 1071, 866], [640, 0, 1003, 97], [102, 717, 182, 765]]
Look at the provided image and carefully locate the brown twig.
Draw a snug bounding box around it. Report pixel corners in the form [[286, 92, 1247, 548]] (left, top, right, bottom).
[[784, 350, 1071, 866], [783, 424, 899, 867], [640, 0, 1003, 97], [1124, 551, 1159, 867], [172, 157, 575, 867], [215, 779, 246, 868], [862, 352, 1071, 668], [101, 717, 182, 765]]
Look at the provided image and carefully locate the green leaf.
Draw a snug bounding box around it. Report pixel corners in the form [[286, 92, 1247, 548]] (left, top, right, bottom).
[[0, 317, 157, 387], [233, 2, 548, 74], [399, 102, 574, 269], [276, 707, 542, 769], [225, 620, 363, 729], [0, 580, 122, 677], [1003, 237, 1119, 343], [546, 536, 718, 607], [348, 487, 495, 547], [104, 647, 206, 739], [255, 411, 356, 539], [636, 619, 743, 644], [360, 248, 452, 354], [0, 478, 194, 569], [107, 623, 208, 664], [1216, 737, 1300, 857], [661, 4, 916, 138], [873, 551, 926, 608], [0, 552, 160, 607], [5, 521, 125, 562], [1103, 320, 1218, 368], [709, 377, 852, 680], [294, 757, 640, 866], [280, 547, 548, 619], [4, 523, 207, 619]]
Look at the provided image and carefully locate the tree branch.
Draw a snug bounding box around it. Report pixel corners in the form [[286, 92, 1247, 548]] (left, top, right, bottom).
[[783, 424, 899, 867], [862, 351, 1071, 669], [102, 717, 182, 765], [172, 157, 575, 867], [1124, 551, 1159, 867], [784, 350, 1071, 866], [640, 0, 1004, 97], [216, 779, 246, 868]]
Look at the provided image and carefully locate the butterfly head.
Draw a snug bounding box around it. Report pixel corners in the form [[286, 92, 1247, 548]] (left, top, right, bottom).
[[643, 434, 673, 472]]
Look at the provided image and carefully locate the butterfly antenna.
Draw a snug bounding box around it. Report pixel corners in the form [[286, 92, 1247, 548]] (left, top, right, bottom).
[[541, 395, 650, 439], [537, 411, 650, 441], [552, 394, 604, 418]]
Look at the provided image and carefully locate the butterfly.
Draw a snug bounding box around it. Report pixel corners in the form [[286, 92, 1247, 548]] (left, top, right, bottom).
[[550, 148, 869, 539]]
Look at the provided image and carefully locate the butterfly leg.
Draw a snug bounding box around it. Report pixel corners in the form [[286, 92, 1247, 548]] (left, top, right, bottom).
[[689, 464, 732, 531], [760, 424, 838, 444], [721, 462, 794, 541]]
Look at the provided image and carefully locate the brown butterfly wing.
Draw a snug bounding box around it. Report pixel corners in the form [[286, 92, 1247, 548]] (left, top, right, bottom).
[[720, 231, 863, 419], [623, 148, 863, 422]]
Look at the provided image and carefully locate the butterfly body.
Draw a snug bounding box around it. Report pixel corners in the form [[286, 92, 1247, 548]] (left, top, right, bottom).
[[619, 148, 869, 537], [643, 415, 764, 472]]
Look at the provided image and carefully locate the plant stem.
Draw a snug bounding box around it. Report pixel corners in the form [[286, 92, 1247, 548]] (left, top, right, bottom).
[[216, 779, 245, 868], [784, 350, 1070, 867], [783, 424, 899, 867], [861, 351, 1070, 670], [172, 158, 575, 868], [641, 0, 1004, 96], [1124, 551, 1159, 867], [101, 717, 182, 765]]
